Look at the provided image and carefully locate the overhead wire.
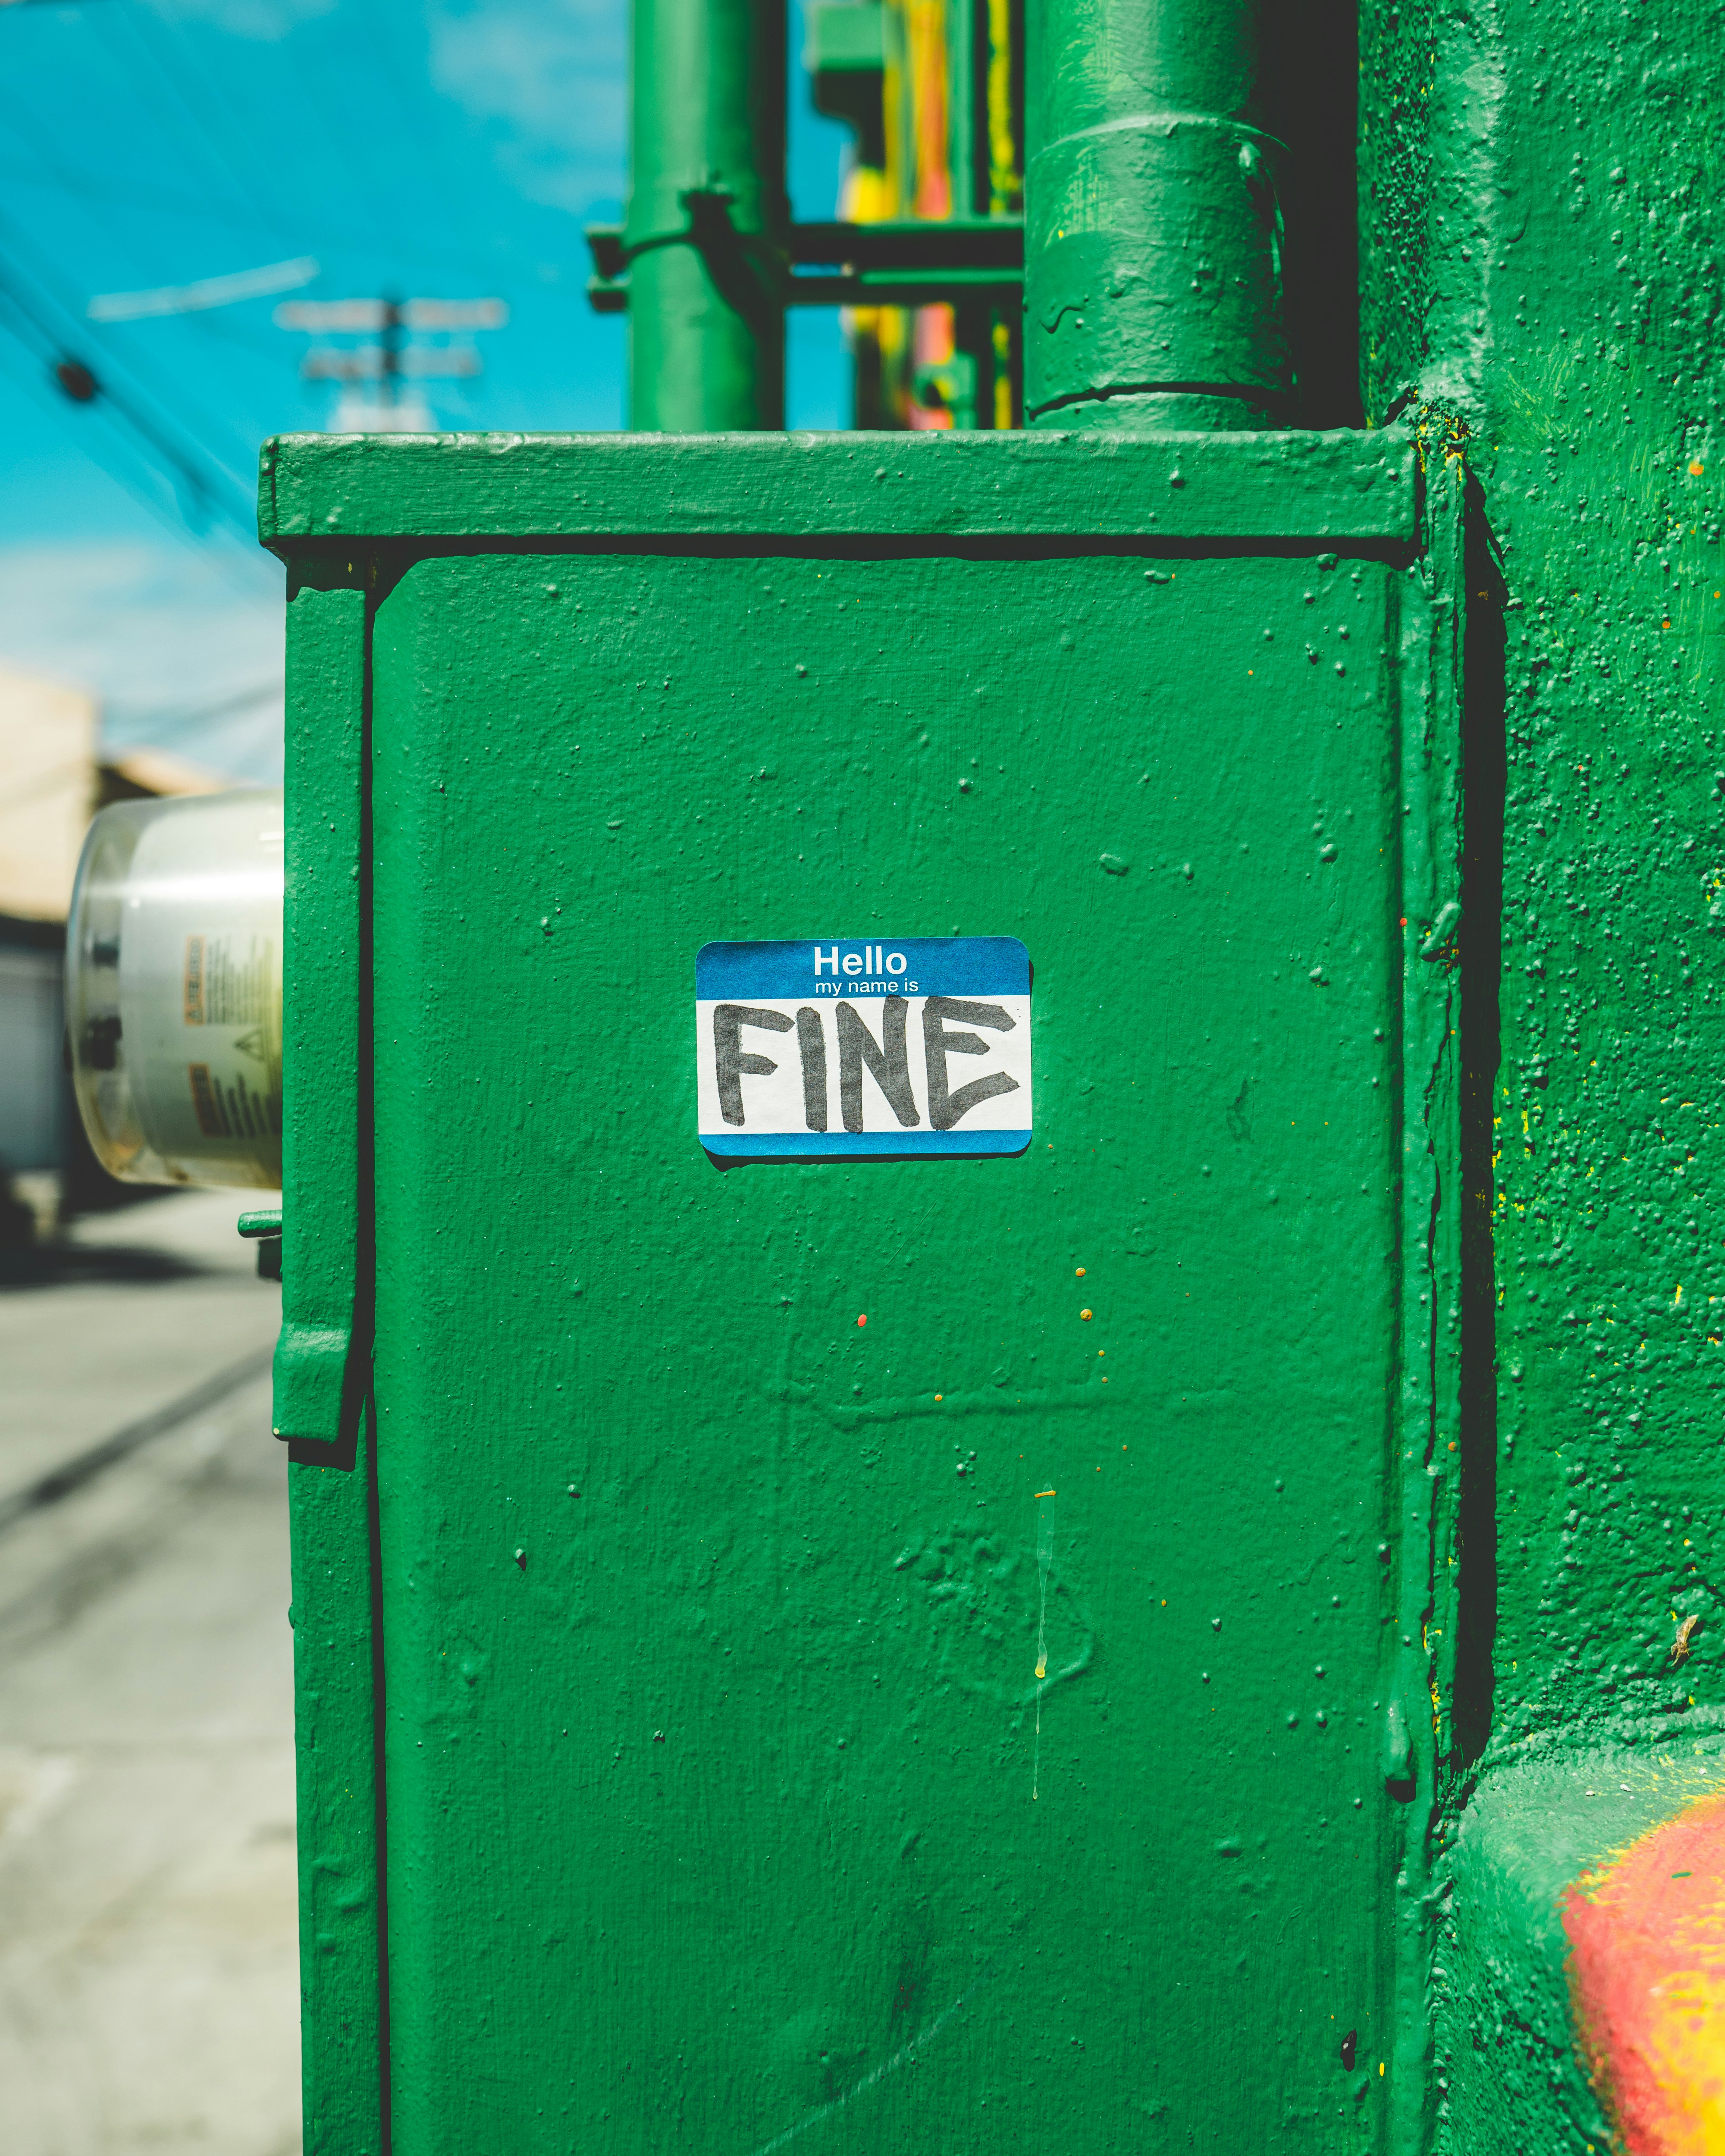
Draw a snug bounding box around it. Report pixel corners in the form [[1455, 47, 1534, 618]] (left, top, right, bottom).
[[0, 1, 602, 517], [266, 38, 447, 278], [85, 4, 515, 432], [90, 2, 295, 251], [0, 203, 261, 485], [71, 11, 383, 448], [0, 150, 253, 232], [0, 79, 297, 381], [0, 156, 525, 287], [0, 247, 256, 545], [123, 0, 459, 292], [124, 6, 297, 243], [0, 322, 269, 599]]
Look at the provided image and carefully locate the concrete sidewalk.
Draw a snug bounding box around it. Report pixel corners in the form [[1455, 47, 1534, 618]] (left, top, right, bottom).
[[0, 1189, 282, 1509], [0, 1192, 299, 2156]]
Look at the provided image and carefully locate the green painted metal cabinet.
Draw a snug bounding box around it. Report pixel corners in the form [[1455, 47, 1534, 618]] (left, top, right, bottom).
[[266, 426, 1464, 2155]]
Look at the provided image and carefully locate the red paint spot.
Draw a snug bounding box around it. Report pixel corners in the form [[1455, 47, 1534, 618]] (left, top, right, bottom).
[[856, 1314, 867, 1327], [1564, 1789, 1725, 2151]]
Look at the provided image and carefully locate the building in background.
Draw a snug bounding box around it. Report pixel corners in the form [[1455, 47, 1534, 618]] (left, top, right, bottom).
[[0, 666, 95, 1230], [0, 666, 223, 1240], [808, 0, 1022, 428]]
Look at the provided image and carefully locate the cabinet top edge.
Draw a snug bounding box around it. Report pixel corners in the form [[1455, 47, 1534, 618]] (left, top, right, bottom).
[[258, 426, 1418, 548]]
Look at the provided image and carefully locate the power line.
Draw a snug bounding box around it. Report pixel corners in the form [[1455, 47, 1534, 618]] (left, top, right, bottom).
[[0, 250, 254, 542], [131, 5, 296, 244], [0, 202, 260, 483], [0, 153, 544, 294], [0, 326, 268, 596], [271, 44, 442, 278], [277, 295, 507, 428], [0, 81, 317, 383], [92, 2, 293, 251], [118, 0, 448, 291]]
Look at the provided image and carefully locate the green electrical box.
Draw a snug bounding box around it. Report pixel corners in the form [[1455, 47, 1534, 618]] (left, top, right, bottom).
[[266, 424, 1465, 2154]]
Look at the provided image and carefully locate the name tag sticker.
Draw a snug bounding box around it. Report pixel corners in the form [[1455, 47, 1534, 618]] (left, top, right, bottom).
[[696, 937, 1032, 1159]]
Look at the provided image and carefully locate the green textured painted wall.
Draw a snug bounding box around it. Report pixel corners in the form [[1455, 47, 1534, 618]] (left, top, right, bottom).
[[1359, 1, 1725, 2143]]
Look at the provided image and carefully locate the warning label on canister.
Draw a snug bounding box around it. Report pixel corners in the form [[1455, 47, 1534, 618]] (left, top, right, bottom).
[[696, 937, 1032, 1159]]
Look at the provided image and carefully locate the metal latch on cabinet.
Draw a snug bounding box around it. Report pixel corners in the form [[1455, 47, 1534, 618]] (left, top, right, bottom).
[[238, 1207, 283, 1281]]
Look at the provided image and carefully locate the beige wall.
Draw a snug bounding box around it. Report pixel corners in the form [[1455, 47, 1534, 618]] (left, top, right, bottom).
[[0, 667, 98, 923]]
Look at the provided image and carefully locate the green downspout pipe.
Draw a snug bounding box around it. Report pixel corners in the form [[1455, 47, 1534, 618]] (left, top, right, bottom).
[[626, 0, 788, 429], [1022, 0, 1290, 429]]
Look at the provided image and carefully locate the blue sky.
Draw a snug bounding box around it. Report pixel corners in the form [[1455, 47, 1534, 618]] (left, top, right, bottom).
[[0, 0, 851, 778]]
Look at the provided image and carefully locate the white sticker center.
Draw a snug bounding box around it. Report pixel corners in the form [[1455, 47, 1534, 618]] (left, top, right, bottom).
[[696, 937, 1032, 1159]]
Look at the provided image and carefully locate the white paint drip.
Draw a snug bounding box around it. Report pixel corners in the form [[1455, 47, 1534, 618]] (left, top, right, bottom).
[[1033, 1492, 1054, 1801]]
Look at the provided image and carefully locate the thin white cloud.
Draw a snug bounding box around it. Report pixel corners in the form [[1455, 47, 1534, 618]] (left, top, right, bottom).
[[431, 0, 626, 214], [151, 0, 339, 43], [0, 542, 284, 784], [89, 257, 320, 324]]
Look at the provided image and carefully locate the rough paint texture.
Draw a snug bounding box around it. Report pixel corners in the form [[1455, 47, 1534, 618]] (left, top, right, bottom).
[[263, 429, 1469, 2153], [289, 1418, 385, 2156], [369, 536, 1415, 2154], [1358, 0, 1725, 2146], [257, 426, 1416, 544]]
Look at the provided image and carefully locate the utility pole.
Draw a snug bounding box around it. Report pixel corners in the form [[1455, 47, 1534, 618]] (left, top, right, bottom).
[[274, 296, 508, 432]]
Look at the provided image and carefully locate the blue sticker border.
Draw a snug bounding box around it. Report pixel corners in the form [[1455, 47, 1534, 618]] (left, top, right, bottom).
[[702, 1129, 1032, 1159], [696, 935, 1029, 1003]]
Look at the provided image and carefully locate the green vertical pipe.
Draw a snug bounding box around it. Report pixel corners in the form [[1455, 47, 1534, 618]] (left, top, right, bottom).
[[1022, 0, 1290, 429], [626, 0, 788, 430]]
